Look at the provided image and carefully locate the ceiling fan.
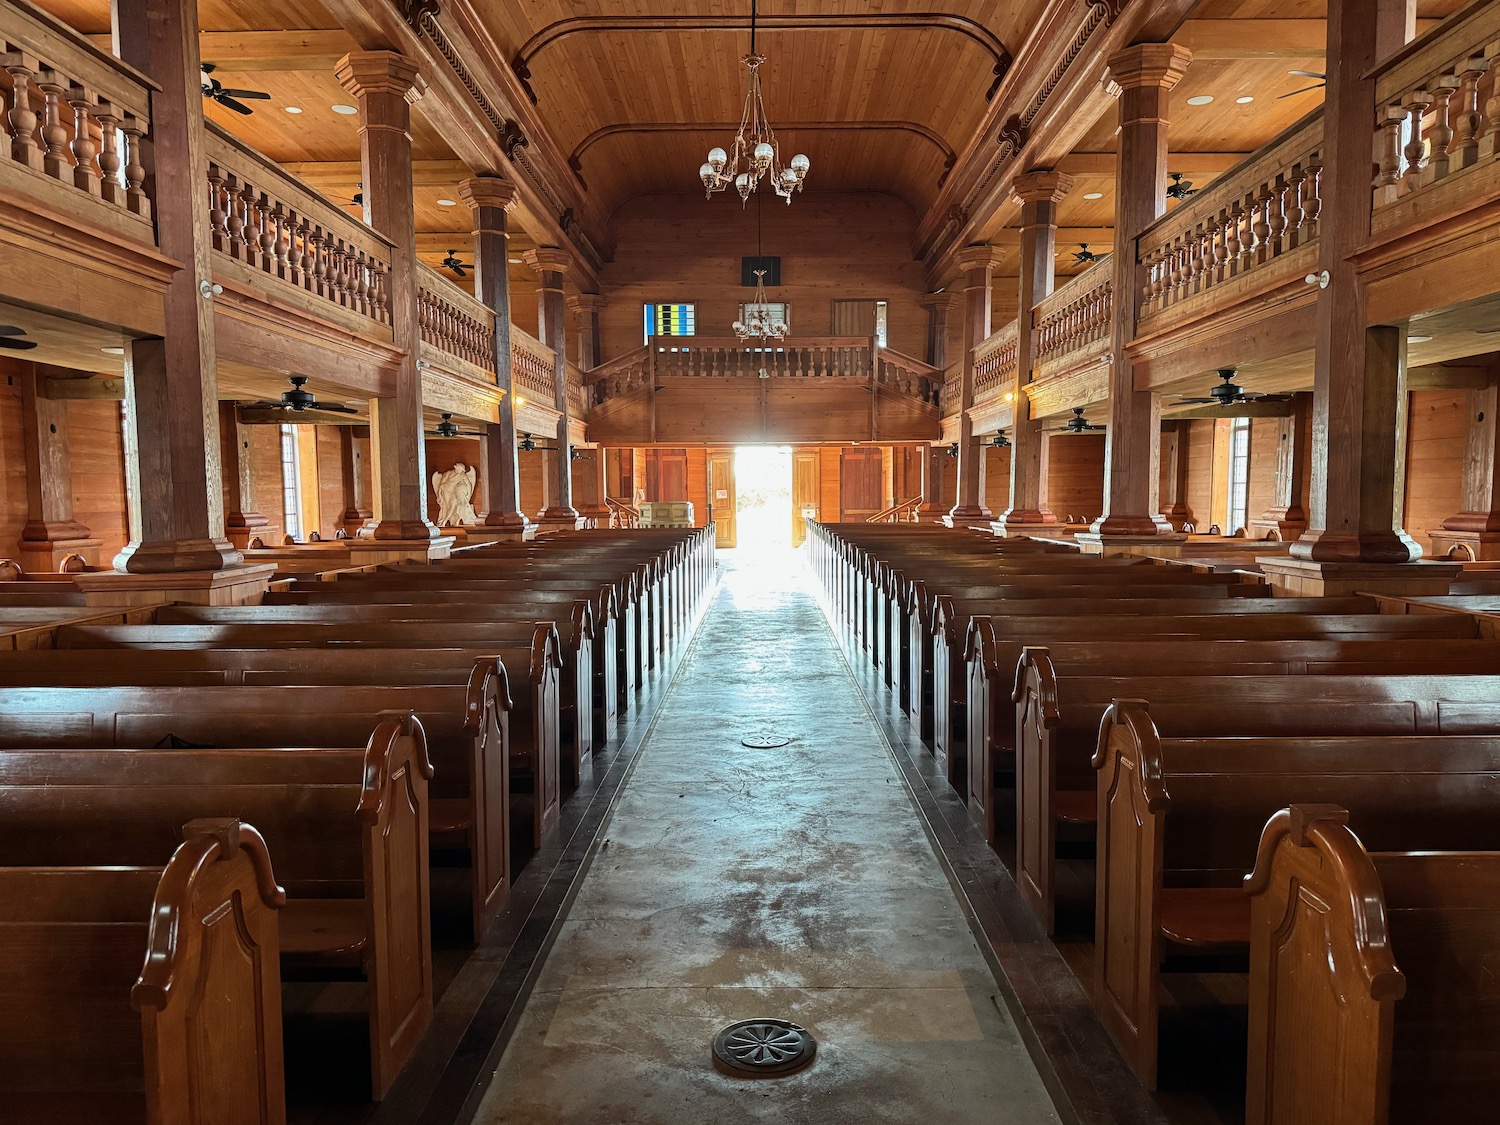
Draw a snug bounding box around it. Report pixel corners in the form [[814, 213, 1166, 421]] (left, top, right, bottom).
[[988, 429, 1011, 448], [1053, 407, 1104, 434], [441, 250, 470, 278], [1279, 69, 1327, 100], [200, 64, 271, 116], [243, 376, 359, 415], [519, 432, 538, 452], [1166, 172, 1197, 201], [0, 325, 37, 351], [1073, 244, 1097, 265], [429, 412, 484, 438], [1173, 367, 1293, 407], [342, 183, 364, 208]]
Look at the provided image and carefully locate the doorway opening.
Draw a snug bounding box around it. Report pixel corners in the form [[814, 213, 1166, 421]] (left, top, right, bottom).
[[733, 445, 794, 553]]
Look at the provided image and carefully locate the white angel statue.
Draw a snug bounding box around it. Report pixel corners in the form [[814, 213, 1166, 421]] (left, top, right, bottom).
[[433, 463, 479, 527]]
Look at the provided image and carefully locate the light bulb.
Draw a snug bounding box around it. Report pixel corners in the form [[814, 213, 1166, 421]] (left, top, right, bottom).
[[780, 168, 799, 187], [699, 162, 716, 186], [753, 141, 774, 167], [790, 153, 810, 176], [707, 147, 728, 170]]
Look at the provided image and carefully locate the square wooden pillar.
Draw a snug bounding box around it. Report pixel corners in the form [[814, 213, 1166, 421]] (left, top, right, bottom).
[[524, 248, 583, 530], [17, 363, 101, 571], [946, 244, 1005, 525]]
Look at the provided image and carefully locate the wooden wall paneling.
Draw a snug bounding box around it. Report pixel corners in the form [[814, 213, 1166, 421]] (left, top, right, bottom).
[[940, 448, 958, 509], [631, 448, 647, 505], [1209, 418, 1233, 532], [686, 447, 709, 527], [1183, 419, 1216, 528], [646, 448, 689, 502], [426, 437, 485, 526], [0, 372, 26, 558], [840, 446, 884, 520], [1246, 418, 1280, 527], [982, 444, 1013, 514], [295, 426, 321, 537], [314, 428, 345, 538], [820, 447, 842, 523], [67, 400, 130, 560], [249, 425, 285, 544], [519, 447, 547, 516], [1045, 433, 1106, 524], [1403, 388, 1467, 550]]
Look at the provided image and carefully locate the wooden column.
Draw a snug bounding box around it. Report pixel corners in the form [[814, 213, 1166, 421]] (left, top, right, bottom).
[[337, 425, 373, 536], [1082, 44, 1193, 551], [1158, 421, 1192, 531], [17, 363, 102, 570], [568, 293, 606, 371], [336, 51, 438, 543], [995, 170, 1072, 535], [1432, 374, 1500, 559], [917, 293, 956, 520], [1249, 392, 1313, 541], [109, 0, 240, 575], [947, 245, 1005, 524], [1287, 0, 1421, 564], [217, 401, 270, 550], [459, 174, 532, 537], [524, 247, 583, 528]]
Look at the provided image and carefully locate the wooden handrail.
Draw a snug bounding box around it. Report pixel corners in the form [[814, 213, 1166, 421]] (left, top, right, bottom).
[[866, 497, 923, 524], [510, 325, 557, 404]]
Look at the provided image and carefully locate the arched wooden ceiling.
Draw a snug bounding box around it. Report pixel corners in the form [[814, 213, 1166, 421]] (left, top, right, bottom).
[[469, 1, 1036, 216]]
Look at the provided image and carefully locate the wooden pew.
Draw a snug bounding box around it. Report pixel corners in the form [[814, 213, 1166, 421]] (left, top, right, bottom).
[[0, 818, 286, 1125], [0, 718, 431, 1100], [0, 664, 533, 943], [0, 606, 162, 650], [1245, 805, 1500, 1124], [1092, 714, 1500, 1085], [1011, 653, 1499, 932]]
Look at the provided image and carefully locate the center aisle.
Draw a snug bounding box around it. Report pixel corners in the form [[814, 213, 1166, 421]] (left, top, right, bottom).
[[475, 550, 1061, 1123]]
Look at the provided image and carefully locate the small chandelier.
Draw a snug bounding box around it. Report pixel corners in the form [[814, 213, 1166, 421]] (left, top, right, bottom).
[[699, 0, 809, 206], [733, 269, 787, 341]]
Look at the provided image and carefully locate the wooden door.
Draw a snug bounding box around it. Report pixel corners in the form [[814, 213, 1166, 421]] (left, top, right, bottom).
[[830, 299, 877, 336], [840, 447, 884, 521], [792, 450, 820, 546], [707, 451, 736, 547], [645, 448, 688, 500]]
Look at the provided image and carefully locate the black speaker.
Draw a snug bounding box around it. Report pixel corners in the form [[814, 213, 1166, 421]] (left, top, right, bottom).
[[741, 256, 781, 286]]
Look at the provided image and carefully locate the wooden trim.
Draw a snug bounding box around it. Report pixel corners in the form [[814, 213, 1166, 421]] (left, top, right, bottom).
[[569, 120, 957, 170]]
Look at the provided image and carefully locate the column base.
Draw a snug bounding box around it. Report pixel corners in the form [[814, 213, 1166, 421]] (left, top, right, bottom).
[[464, 525, 538, 544], [113, 538, 244, 573], [345, 536, 456, 565], [225, 515, 272, 551], [74, 563, 278, 607], [1247, 515, 1307, 544], [943, 505, 992, 528], [536, 507, 586, 533], [579, 504, 613, 528], [1256, 556, 1461, 598], [1073, 531, 1190, 558], [17, 538, 103, 573], [370, 518, 443, 541], [1428, 529, 1500, 561], [991, 509, 1058, 537]]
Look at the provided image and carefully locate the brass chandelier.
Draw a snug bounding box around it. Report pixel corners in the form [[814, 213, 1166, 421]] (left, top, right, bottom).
[[699, 0, 810, 206]]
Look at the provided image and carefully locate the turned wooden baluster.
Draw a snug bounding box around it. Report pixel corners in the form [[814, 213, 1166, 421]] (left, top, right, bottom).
[[268, 203, 289, 280], [121, 118, 148, 217], [373, 263, 390, 321], [1402, 90, 1434, 191], [1425, 79, 1457, 183], [354, 251, 371, 316], [224, 174, 247, 258], [1304, 160, 1324, 229], [1284, 166, 1306, 245], [206, 165, 228, 251], [6, 59, 44, 171], [1267, 174, 1289, 252], [1451, 58, 1489, 169], [239, 181, 261, 268], [310, 229, 329, 297], [96, 106, 123, 206], [67, 85, 100, 194], [37, 72, 69, 181], [1375, 104, 1406, 203]]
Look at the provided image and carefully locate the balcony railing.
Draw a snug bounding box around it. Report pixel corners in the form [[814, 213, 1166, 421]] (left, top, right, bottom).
[[0, 0, 154, 238], [1137, 112, 1323, 321], [1033, 258, 1112, 377], [1372, 1, 1500, 227], [417, 261, 494, 374], [205, 123, 393, 330], [876, 346, 942, 405], [511, 325, 558, 406]]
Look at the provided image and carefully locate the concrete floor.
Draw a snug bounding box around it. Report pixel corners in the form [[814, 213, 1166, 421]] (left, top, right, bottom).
[[474, 550, 1062, 1124]]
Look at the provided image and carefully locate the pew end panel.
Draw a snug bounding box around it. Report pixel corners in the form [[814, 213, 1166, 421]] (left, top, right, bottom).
[[459, 659, 512, 943], [1013, 647, 1066, 935]]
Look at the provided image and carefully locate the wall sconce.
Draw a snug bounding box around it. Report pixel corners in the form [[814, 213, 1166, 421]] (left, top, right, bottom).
[[946, 442, 959, 458], [989, 429, 1011, 448]]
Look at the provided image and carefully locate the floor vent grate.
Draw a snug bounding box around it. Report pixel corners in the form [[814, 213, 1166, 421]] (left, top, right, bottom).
[[712, 1019, 816, 1077]]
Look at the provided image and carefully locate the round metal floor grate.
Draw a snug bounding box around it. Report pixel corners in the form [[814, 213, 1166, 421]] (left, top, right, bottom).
[[712, 1018, 816, 1078], [740, 734, 792, 749]]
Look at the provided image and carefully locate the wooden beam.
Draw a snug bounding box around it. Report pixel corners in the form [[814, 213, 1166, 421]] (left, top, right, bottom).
[[1407, 364, 1496, 390], [995, 226, 1114, 246], [87, 29, 359, 71], [279, 159, 474, 190], [43, 376, 125, 400], [1162, 401, 1298, 419]]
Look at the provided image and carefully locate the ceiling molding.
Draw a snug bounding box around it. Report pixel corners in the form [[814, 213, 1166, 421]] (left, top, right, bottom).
[[512, 14, 1012, 104]]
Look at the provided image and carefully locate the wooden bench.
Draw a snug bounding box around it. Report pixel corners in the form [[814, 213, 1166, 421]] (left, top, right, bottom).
[[1245, 805, 1500, 1124], [1014, 659, 1500, 934], [0, 664, 533, 943], [0, 718, 431, 1099], [1093, 714, 1500, 1085], [0, 817, 286, 1124], [0, 606, 162, 650]]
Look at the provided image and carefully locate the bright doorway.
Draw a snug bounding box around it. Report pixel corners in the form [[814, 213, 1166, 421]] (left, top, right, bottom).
[[733, 445, 794, 553]]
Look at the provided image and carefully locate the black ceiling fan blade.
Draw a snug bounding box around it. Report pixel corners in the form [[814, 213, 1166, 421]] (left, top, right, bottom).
[[0, 337, 38, 350], [219, 88, 270, 100], [216, 95, 255, 115], [0, 325, 26, 336], [1278, 85, 1325, 99], [243, 400, 286, 410], [309, 401, 358, 414], [1173, 396, 1219, 404]]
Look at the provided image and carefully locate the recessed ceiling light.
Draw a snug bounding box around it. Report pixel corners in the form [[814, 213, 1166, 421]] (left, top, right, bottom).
[[509, 257, 523, 264], [1082, 191, 1104, 200], [1186, 95, 1214, 106], [101, 346, 125, 355], [436, 198, 457, 207], [331, 104, 358, 115], [1408, 335, 1433, 343], [1236, 96, 1255, 104], [284, 106, 303, 114]]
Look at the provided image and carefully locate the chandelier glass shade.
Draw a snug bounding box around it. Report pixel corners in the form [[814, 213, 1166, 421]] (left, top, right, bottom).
[[732, 269, 788, 341], [699, 3, 809, 205]]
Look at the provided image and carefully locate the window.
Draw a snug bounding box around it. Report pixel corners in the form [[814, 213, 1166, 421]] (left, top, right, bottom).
[[279, 423, 303, 541], [874, 300, 889, 348], [1226, 417, 1251, 535], [738, 301, 790, 332], [644, 303, 695, 343]]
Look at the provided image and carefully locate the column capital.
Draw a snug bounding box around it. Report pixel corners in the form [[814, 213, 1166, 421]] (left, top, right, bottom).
[[1011, 169, 1075, 207], [567, 292, 607, 314], [1103, 43, 1193, 95], [335, 50, 426, 103], [523, 246, 572, 280], [955, 243, 1006, 277], [916, 291, 958, 314], [458, 174, 518, 214]]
